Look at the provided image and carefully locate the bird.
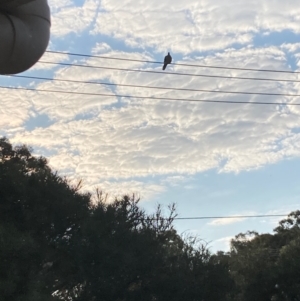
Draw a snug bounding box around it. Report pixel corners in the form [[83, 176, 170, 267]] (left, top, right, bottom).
[[162, 52, 172, 70]]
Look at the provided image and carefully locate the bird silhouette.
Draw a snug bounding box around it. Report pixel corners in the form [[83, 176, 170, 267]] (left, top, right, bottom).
[[162, 52, 172, 70]]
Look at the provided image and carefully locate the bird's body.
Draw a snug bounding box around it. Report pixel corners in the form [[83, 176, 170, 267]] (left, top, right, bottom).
[[162, 52, 172, 70]]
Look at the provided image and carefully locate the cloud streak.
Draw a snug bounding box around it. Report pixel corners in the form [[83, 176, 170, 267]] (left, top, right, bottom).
[[4, 45, 300, 194], [2, 0, 300, 198]]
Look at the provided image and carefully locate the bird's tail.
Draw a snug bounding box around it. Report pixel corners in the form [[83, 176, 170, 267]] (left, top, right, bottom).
[[162, 64, 167, 70]]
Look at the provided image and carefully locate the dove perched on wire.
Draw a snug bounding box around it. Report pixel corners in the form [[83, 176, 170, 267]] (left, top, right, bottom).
[[162, 52, 172, 70]]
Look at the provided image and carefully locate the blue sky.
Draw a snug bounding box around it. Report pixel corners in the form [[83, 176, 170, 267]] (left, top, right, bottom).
[[1, 0, 300, 251]]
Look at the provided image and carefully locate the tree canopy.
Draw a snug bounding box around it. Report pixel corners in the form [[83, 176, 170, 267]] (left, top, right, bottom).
[[0, 137, 231, 301], [1, 137, 299, 301], [226, 211, 300, 301]]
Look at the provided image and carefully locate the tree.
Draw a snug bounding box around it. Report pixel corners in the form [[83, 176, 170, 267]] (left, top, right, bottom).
[[274, 211, 300, 301], [0, 137, 231, 301], [64, 195, 232, 301], [226, 212, 300, 301], [0, 137, 91, 300]]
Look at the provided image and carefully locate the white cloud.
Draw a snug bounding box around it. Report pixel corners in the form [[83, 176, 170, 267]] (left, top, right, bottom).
[[45, 0, 300, 55], [281, 43, 300, 53], [261, 206, 299, 226], [208, 216, 247, 226], [32, 51, 70, 71], [210, 236, 234, 252], [3, 0, 300, 198], [90, 0, 300, 53], [5, 45, 300, 194], [49, 0, 100, 37], [162, 175, 193, 187], [0, 88, 32, 129], [88, 180, 166, 201]]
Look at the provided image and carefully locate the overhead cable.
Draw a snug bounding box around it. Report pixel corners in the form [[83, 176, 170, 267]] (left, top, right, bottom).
[[38, 61, 300, 83], [0, 85, 298, 106], [46, 50, 300, 74], [173, 214, 289, 221], [11, 74, 300, 98]]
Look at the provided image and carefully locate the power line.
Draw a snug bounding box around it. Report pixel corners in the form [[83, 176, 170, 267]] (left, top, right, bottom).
[[38, 61, 300, 84], [46, 50, 300, 75], [0, 85, 298, 106], [136, 214, 290, 221], [12, 74, 300, 98], [173, 214, 288, 221]]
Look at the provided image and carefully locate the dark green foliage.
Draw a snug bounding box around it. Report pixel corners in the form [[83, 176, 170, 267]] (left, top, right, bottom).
[[223, 211, 300, 301], [2, 137, 300, 301], [0, 137, 230, 301], [60, 194, 231, 301], [0, 137, 90, 300]]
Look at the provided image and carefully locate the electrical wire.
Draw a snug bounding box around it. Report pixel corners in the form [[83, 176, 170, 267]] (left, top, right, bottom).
[[173, 214, 288, 221], [11, 74, 300, 98], [38, 61, 300, 83], [0, 51, 295, 228], [135, 214, 291, 222], [46, 50, 300, 75], [0, 85, 298, 106]]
